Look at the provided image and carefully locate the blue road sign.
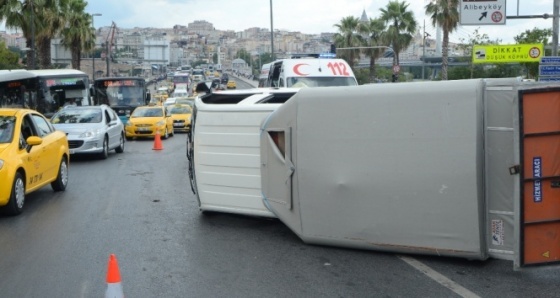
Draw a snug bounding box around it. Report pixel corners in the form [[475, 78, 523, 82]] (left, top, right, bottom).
[[538, 77, 560, 82], [541, 57, 560, 64], [539, 65, 560, 76]]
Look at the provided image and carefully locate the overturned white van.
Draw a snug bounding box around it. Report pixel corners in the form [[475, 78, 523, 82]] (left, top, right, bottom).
[[260, 78, 560, 268], [187, 89, 298, 217]]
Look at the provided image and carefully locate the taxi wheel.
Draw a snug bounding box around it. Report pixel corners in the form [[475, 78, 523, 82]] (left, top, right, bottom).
[[99, 136, 109, 159], [5, 172, 25, 215], [51, 157, 68, 192], [115, 133, 125, 154]]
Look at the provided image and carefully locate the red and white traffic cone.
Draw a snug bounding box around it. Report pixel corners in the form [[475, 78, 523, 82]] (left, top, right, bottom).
[[105, 254, 124, 298], [153, 130, 163, 150]]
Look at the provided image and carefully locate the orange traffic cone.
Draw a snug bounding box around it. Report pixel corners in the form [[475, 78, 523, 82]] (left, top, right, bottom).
[[105, 254, 124, 298], [153, 130, 163, 150]]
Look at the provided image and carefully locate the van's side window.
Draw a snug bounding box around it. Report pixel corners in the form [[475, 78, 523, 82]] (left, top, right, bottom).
[[279, 78, 285, 88]]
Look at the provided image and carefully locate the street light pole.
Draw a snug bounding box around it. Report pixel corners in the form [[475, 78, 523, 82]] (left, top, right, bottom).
[[270, 0, 274, 61], [554, 0, 559, 55], [29, 0, 35, 70], [422, 20, 425, 80], [91, 13, 102, 81]]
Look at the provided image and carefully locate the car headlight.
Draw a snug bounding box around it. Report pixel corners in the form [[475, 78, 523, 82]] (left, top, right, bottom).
[[0, 159, 4, 170], [125, 121, 132, 127], [79, 129, 102, 138], [156, 120, 165, 126]]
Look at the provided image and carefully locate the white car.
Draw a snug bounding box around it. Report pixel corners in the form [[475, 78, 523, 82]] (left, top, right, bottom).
[[164, 97, 177, 107], [51, 104, 125, 159], [173, 89, 189, 98]]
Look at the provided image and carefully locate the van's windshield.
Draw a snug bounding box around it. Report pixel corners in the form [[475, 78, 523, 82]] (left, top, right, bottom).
[[287, 77, 358, 88]]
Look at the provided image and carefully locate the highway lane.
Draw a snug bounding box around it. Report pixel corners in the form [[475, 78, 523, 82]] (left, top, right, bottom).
[[0, 124, 558, 297]]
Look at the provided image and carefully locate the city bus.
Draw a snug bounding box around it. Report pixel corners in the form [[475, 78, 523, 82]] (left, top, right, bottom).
[[172, 72, 192, 92], [0, 69, 91, 117], [92, 77, 150, 123]]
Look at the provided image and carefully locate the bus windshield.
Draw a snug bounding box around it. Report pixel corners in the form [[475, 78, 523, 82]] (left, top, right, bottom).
[[173, 75, 190, 84], [94, 78, 146, 107], [0, 69, 90, 117], [93, 78, 148, 122]]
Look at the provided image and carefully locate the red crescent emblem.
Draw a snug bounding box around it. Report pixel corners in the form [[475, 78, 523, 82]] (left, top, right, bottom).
[[293, 63, 309, 76]]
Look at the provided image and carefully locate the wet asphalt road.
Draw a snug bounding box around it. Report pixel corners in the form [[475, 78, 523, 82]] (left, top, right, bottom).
[[0, 90, 559, 297]]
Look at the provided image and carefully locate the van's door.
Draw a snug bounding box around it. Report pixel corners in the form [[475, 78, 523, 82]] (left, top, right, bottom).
[[519, 87, 560, 266]]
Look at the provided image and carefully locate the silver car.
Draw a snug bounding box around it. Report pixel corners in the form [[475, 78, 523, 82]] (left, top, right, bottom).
[[51, 104, 125, 159]]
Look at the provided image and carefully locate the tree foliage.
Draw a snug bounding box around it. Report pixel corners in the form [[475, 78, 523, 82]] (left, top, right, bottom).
[[514, 27, 553, 79], [358, 17, 386, 82], [0, 0, 94, 70], [0, 41, 23, 69], [425, 0, 459, 80], [333, 16, 362, 68], [380, 1, 417, 67]]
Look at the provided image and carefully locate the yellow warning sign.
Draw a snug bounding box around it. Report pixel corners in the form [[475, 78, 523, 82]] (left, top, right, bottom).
[[472, 44, 544, 64], [542, 251, 550, 258]]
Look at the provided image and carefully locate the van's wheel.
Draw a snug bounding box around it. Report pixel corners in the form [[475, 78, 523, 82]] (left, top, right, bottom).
[[51, 157, 68, 191], [99, 136, 109, 159], [115, 133, 125, 153], [5, 172, 25, 215]]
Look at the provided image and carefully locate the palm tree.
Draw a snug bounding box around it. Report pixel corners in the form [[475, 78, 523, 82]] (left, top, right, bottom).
[[425, 0, 459, 80], [333, 16, 362, 69], [36, 0, 68, 69], [380, 0, 417, 68], [359, 17, 386, 82], [0, 0, 40, 69], [60, 0, 93, 69]]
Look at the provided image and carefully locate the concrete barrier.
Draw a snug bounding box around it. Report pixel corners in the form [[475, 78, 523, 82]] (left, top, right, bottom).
[[231, 74, 258, 88]]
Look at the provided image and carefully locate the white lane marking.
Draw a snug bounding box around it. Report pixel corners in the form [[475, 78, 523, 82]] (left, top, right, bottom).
[[398, 255, 481, 298]]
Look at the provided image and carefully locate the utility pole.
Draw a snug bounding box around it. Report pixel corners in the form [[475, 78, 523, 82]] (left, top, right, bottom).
[[91, 13, 102, 80], [29, 0, 35, 70], [554, 0, 559, 55], [422, 21, 425, 80], [270, 0, 274, 61]]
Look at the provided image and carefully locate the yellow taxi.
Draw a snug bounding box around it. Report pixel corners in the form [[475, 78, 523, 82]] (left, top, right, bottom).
[[168, 104, 192, 132], [0, 109, 69, 215], [125, 105, 174, 139], [227, 80, 237, 89], [152, 87, 170, 105]]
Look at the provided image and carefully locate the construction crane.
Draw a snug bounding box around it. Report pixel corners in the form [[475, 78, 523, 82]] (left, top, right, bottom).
[[104, 22, 117, 77]]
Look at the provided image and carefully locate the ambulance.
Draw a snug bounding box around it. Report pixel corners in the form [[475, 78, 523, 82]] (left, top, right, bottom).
[[258, 63, 272, 87], [263, 54, 358, 88]]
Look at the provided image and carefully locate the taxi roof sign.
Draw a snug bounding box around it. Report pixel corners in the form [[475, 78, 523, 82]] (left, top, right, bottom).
[[472, 44, 543, 64], [460, 0, 506, 26]]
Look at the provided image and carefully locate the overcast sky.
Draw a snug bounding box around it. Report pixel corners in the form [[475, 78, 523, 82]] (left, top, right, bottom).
[[2, 0, 556, 44]]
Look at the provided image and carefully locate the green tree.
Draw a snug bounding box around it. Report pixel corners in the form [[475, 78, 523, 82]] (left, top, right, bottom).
[[0, 0, 40, 69], [514, 28, 553, 79], [359, 17, 386, 82], [60, 0, 93, 69], [0, 41, 22, 69], [457, 28, 498, 79], [425, 0, 459, 80], [35, 0, 69, 69], [380, 0, 417, 68], [333, 16, 362, 68], [235, 48, 251, 64]]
